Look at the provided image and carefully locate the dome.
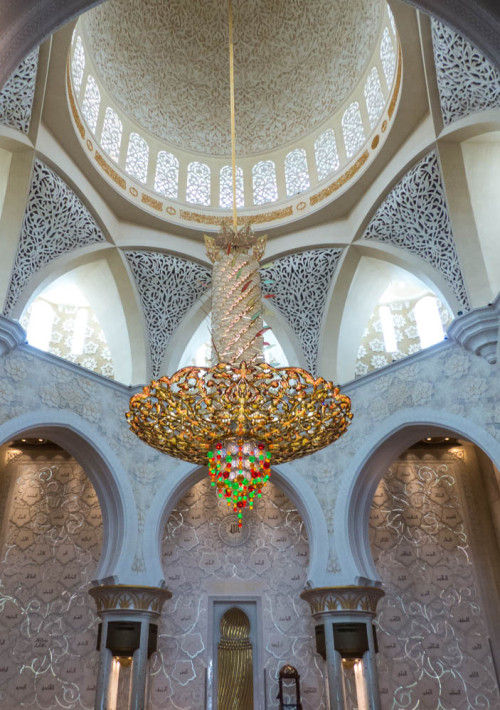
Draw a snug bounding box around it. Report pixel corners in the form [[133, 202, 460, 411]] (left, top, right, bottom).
[[82, 0, 383, 156], [69, 0, 401, 227]]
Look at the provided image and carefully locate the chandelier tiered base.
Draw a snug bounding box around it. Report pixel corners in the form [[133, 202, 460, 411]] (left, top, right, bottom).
[[127, 359, 352, 524]]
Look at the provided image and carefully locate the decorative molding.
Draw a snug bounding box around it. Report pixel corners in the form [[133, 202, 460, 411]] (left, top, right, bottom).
[[362, 151, 470, 311], [447, 293, 500, 363], [300, 585, 385, 616], [4, 159, 106, 316], [309, 151, 369, 206], [179, 207, 293, 226], [0, 47, 39, 134], [89, 584, 171, 616], [431, 18, 500, 126], [124, 251, 211, 377], [261, 249, 343, 374], [0, 315, 26, 354]]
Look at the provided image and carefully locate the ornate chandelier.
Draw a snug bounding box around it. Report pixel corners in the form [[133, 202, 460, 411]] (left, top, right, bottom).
[[126, 0, 353, 527]]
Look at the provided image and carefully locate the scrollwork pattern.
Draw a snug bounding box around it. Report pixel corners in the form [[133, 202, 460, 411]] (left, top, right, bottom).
[[261, 249, 342, 374], [362, 151, 470, 310], [124, 251, 211, 377], [0, 47, 39, 134], [3, 160, 105, 316], [431, 19, 500, 126]]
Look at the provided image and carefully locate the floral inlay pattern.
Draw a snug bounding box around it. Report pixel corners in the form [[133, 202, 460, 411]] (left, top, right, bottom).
[[0, 48, 39, 134], [3, 160, 105, 316], [362, 151, 470, 310], [371, 452, 500, 709], [125, 251, 211, 377], [262, 249, 342, 374], [431, 19, 500, 126], [0, 452, 102, 708]]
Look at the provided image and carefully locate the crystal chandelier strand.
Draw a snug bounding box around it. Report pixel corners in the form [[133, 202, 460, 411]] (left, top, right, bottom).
[[211, 250, 264, 365]]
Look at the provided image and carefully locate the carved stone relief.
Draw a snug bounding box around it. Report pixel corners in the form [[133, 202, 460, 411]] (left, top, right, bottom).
[[0, 48, 39, 134], [261, 249, 343, 374], [0, 451, 102, 709], [362, 151, 470, 311], [431, 19, 500, 126], [3, 160, 105, 316], [370, 451, 500, 709], [124, 251, 211, 377], [153, 478, 326, 709]]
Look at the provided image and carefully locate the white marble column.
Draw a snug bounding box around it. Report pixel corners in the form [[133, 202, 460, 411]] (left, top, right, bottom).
[[89, 584, 171, 710], [301, 586, 385, 710]]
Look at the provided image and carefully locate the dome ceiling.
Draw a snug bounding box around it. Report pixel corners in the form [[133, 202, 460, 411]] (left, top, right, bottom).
[[82, 0, 383, 157]]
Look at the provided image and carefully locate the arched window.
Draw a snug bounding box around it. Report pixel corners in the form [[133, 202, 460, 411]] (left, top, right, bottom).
[[125, 132, 149, 184], [342, 102, 365, 159], [314, 129, 340, 181], [414, 296, 445, 348], [380, 27, 397, 87], [364, 67, 385, 128], [252, 161, 278, 205], [81, 75, 100, 133], [71, 36, 85, 95], [101, 107, 122, 162], [154, 151, 179, 199], [186, 162, 211, 206], [25, 300, 55, 351], [379, 305, 398, 352], [284, 149, 310, 197], [219, 165, 244, 208]]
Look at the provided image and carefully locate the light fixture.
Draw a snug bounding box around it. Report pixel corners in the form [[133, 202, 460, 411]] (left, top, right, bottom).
[[126, 0, 352, 526]]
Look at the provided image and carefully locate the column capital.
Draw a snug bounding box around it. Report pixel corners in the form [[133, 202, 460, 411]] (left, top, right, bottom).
[[89, 584, 172, 618], [300, 585, 384, 617]]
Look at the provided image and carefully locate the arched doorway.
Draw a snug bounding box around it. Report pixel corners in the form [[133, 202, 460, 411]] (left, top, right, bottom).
[[150, 476, 326, 710]]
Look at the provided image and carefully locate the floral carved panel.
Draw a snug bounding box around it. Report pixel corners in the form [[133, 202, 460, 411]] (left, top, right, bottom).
[[362, 151, 470, 311], [262, 249, 343, 374], [0, 451, 102, 708], [370, 451, 500, 709], [3, 160, 105, 316], [125, 251, 211, 377], [431, 19, 500, 126], [0, 48, 39, 134]]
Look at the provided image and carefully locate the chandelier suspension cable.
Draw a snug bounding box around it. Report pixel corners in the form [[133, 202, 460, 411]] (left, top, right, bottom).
[[228, 0, 238, 231], [126, 0, 353, 527]]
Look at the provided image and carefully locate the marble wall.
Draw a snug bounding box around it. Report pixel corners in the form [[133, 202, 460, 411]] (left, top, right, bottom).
[[151, 478, 326, 709], [0, 447, 102, 709], [370, 448, 500, 709]]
